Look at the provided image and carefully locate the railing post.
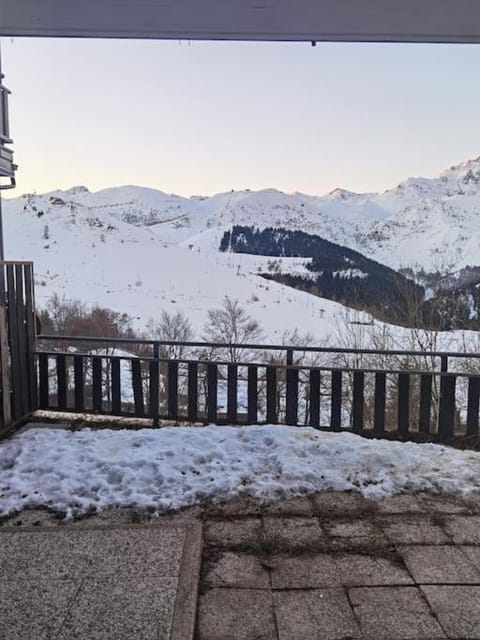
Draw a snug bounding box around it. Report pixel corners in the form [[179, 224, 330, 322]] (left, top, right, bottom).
[[441, 355, 448, 373], [286, 349, 293, 366]]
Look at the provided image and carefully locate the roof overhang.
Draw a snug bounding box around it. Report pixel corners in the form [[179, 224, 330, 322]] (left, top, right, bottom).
[[2, 0, 480, 44]]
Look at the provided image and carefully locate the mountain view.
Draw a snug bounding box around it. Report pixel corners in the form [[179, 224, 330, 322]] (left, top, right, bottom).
[[4, 155, 480, 345]]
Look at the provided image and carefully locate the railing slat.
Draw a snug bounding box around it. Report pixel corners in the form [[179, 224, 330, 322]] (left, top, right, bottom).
[[149, 359, 159, 425], [309, 369, 320, 428], [6, 264, 21, 419], [352, 371, 364, 433], [111, 357, 121, 414], [418, 373, 432, 434], [131, 359, 144, 417], [15, 264, 28, 417], [266, 366, 277, 424], [188, 362, 198, 422], [247, 365, 258, 424], [374, 372, 386, 434], [56, 354, 67, 410], [207, 363, 217, 423], [286, 367, 298, 425], [92, 356, 103, 412], [73, 355, 84, 412], [24, 264, 37, 412], [227, 364, 237, 424], [38, 352, 49, 409], [438, 375, 456, 441], [467, 376, 480, 436], [331, 370, 342, 431], [398, 373, 410, 436], [167, 360, 178, 420]]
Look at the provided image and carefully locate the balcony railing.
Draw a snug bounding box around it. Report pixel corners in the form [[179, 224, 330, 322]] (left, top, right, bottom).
[[34, 335, 480, 443]]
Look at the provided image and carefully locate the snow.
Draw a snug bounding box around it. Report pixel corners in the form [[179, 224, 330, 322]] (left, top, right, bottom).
[[1, 425, 480, 518], [3, 154, 480, 347]]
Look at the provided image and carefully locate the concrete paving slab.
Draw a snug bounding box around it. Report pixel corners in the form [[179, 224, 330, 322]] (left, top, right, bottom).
[[334, 552, 414, 586], [457, 546, 480, 575], [204, 518, 262, 547], [264, 496, 314, 516], [203, 497, 263, 518], [0, 508, 62, 528], [204, 552, 270, 589], [324, 519, 378, 538], [196, 588, 277, 640], [418, 493, 476, 514], [349, 586, 447, 639], [443, 516, 480, 544], [379, 516, 450, 545], [56, 577, 177, 640], [376, 494, 426, 514], [0, 521, 202, 640], [311, 491, 374, 516], [0, 577, 79, 640], [263, 516, 324, 549], [399, 545, 480, 584], [0, 525, 185, 579], [273, 588, 361, 640], [422, 585, 480, 639], [270, 553, 341, 589]]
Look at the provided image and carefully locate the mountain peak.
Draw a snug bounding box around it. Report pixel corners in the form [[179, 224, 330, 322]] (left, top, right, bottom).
[[441, 156, 480, 180], [327, 187, 358, 200], [66, 185, 90, 195]]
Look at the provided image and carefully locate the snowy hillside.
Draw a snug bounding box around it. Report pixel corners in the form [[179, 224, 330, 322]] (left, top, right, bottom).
[[1, 188, 363, 342], [3, 154, 480, 342]]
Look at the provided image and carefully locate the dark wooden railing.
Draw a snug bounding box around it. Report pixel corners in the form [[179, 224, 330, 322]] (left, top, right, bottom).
[[34, 335, 480, 442]]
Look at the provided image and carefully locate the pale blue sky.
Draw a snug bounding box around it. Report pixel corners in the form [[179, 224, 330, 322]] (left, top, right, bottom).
[[2, 38, 480, 197]]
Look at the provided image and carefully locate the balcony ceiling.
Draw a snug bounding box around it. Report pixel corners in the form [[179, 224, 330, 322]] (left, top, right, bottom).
[[1, 0, 480, 43]]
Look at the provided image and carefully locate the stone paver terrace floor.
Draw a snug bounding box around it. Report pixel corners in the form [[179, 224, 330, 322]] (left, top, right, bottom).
[[3, 491, 480, 639]]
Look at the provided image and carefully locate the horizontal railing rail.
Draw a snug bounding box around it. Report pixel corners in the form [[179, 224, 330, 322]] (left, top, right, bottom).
[[34, 335, 480, 442], [37, 334, 480, 361]]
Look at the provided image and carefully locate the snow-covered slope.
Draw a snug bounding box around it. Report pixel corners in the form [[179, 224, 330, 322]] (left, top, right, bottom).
[[3, 154, 480, 340], [2, 188, 362, 341]]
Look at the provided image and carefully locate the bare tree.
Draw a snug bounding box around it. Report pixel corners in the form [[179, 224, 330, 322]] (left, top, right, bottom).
[[147, 310, 194, 359], [203, 297, 264, 363]]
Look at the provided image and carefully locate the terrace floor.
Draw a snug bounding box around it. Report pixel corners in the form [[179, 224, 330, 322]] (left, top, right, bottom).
[[2, 492, 480, 639]]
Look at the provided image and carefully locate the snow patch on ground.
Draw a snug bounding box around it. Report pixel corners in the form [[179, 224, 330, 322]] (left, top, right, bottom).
[[1, 426, 480, 518]]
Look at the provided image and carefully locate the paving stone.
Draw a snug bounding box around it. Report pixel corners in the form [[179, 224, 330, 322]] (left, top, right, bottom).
[[56, 577, 177, 640], [334, 552, 413, 586], [324, 519, 378, 538], [263, 516, 324, 549], [270, 553, 341, 589], [422, 585, 480, 639], [202, 497, 263, 517], [0, 508, 61, 528], [204, 518, 262, 547], [265, 496, 314, 516], [418, 493, 475, 514], [0, 578, 79, 640], [379, 516, 450, 544], [312, 491, 374, 517], [349, 586, 446, 639], [196, 588, 277, 640], [204, 552, 270, 589], [0, 526, 185, 579], [443, 516, 480, 544], [457, 546, 480, 575], [376, 494, 426, 514], [399, 545, 480, 584], [274, 588, 361, 640]]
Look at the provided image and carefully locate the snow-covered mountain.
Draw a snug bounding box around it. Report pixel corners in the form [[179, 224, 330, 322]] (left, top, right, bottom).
[[3, 155, 480, 340]]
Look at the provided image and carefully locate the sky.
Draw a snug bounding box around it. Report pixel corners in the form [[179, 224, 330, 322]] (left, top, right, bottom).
[[2, 37, 480, 198]]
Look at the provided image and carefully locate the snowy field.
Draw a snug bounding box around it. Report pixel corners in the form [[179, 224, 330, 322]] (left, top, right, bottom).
[[1, 425, 480, 518]]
